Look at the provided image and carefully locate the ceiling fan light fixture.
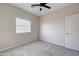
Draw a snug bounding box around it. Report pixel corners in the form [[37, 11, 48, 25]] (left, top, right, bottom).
[[40, 8, 42, 11]]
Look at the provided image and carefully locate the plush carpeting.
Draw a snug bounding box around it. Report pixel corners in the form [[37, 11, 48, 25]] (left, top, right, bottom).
[[0, 40, 79, 56]]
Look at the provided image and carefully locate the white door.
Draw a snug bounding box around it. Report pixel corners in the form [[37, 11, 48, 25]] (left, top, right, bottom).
[[65, 14, 79, 51]]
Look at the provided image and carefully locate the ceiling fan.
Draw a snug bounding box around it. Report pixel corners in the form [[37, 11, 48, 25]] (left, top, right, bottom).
[[31, 3, 51, 11]]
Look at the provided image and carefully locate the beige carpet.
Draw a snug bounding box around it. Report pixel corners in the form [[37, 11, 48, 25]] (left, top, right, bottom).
[[0, 40, 79, 56]]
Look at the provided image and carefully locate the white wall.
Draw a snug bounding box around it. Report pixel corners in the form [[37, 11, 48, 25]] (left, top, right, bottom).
[[0, 4, 38, 51], [39, 4, 79, 46]]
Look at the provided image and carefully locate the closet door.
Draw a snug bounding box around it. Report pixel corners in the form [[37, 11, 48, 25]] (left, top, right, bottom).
[[65, 14, 79, 51]]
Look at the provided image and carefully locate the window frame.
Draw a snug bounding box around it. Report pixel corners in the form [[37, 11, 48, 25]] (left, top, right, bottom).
[[16, 17, 31, 33]]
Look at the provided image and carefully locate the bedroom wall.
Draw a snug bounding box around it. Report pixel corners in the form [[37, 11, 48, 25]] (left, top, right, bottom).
[[0, 4, 38, 51], [39, 4, 79, 46]]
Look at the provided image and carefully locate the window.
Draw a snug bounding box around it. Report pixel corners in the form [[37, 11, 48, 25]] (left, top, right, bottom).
[[16, 18, 31, 33]]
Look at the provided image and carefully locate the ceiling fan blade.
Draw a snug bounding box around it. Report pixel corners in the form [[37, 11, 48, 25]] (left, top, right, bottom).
[[43, 5, 51, 9], [40, 3, 47, 6], [32, 4, 40, 7]]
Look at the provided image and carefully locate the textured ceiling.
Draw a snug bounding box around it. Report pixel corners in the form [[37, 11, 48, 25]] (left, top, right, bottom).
[[10, 3, 74, 16]]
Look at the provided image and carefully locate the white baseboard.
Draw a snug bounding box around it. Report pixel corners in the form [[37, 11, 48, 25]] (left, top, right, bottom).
[[0, 40, 37, 52], [41, 39, 65, 47], [41, 39, 79, 51]]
